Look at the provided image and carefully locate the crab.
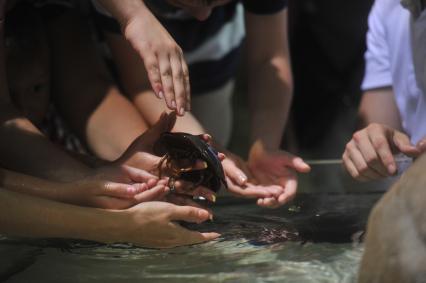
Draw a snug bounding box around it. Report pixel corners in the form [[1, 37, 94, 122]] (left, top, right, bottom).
[[153, 132, 227, 194]]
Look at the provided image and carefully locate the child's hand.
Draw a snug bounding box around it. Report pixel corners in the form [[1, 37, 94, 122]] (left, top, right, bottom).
[[123, 8, 190, 116]]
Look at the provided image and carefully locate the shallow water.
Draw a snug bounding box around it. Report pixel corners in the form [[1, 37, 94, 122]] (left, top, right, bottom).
[[0, 192, 382, 283]]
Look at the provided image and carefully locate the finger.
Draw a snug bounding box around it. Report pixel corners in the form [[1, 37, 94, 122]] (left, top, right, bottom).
[[181, 54, 191, 111], [166, 194, 205, 209], [254, 184, 285, 198], [142, 51, 163, 98], [226, 177, 272, 198], [277, 177, 297, 205], [102, 182, 145, 198], [170, 51, 186, 116], [223, 160, 247, 186], [393, 131, 420, 157], [198, 133, 212, 144], [368, 130, 397, 175], [257, 197, 280, 208], [158, 53, 175, 110], [343, 151, 365, 181], [417, 138, 426, 153], [279, 152, 311, 173], [134, 184, 168, 202], [169, 205, 213, 223], [121, 165, 158, 183], [346, 140, 384, 180], [352, 130, 389, 176], [170, 223, 220, 246]]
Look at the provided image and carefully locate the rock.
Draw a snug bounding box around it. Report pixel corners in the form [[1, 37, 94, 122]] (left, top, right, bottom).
[[359, 154, 426, 283]]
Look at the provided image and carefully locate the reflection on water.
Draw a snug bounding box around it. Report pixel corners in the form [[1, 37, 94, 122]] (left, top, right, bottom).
[[0, 193, 382, 283]]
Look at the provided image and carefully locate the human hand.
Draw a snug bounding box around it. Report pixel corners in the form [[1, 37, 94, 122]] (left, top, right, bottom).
[[247, 141, 311, 208], [416, 137, 426, 153], [59, 164, 167, 209], [123, 8, 190, 115], [120, 201, 219, 248], [116, 112, 176, 173], [342, 123, 420, 181]]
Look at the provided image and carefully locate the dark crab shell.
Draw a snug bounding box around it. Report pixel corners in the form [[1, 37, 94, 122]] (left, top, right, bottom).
[[153, 132, 227, 192]]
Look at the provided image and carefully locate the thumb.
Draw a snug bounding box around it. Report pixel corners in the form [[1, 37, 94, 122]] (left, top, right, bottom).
[[169, 206, 213, 223], [392, 131, 420, 157], [287, 156, 311, 173]]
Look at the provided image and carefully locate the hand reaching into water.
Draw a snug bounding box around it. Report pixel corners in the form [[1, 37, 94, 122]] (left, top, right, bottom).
[[120, 201, 219, 248]]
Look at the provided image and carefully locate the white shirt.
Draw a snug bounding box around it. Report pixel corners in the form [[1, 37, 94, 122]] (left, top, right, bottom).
[[362, 0, 426, 144]]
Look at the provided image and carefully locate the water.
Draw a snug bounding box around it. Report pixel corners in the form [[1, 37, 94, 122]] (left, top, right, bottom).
[[0, 192, 382, 283]]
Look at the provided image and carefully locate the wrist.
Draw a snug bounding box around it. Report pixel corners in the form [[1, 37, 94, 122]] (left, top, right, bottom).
[[86, 209, 129, 244]]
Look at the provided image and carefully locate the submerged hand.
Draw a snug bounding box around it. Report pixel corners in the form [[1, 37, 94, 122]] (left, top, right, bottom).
[[121, 201, 219, 248]]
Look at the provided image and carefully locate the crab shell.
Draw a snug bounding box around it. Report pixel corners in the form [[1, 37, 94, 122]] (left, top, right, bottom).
[[153, 132, 227, 192]]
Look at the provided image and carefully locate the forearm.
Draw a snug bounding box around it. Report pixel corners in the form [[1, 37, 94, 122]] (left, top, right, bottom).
[[246, 9, 292, 150], [358, 88, 403, 130], [0, 110, 91, 181], [0, 168, 59, 200], [248, 57, 292, 150], [86, 89, 148, 160], [95, 0, 149, 28], [0, 189, 122, 243]]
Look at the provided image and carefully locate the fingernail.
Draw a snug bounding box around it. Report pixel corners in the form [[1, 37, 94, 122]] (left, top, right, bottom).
[[127, 187, 136, 194], [388, 164, 396, 174], [209, 214, 214, 221], [239, 174, 247, 184], [211, 195, 216, 203], [171, 100, 177, 109], [179, 107, 185, 116], [202, 161, 208, 168], [158, 91, 164, 99]]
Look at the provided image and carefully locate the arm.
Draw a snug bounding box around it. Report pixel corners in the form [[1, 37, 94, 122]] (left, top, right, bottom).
[[342, 2, 420, 181], [94, 0, 190, 115], [47, 10, 148, 161], [0, 189, 218, 248], [358, 87, 403, 130], [0, 4, 90, 181], [245, 9, 292, 150]]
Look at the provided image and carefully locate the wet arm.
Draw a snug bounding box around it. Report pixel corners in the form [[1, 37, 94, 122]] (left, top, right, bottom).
[[245, 9, 292, 150]]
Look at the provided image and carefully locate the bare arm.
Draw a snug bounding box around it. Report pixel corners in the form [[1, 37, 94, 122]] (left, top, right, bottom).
[[358, 87, 403, 130], [245, 9, 292, 150], [0, 189, 121, 242], [0, 189, 218, 248], [47, 10, 148, 161], [0, 4, 90, 181]]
